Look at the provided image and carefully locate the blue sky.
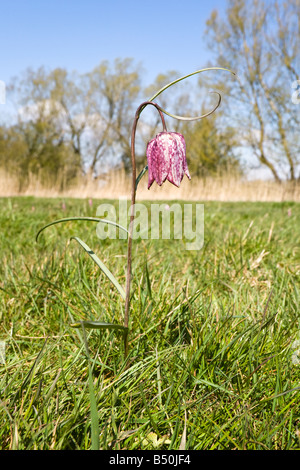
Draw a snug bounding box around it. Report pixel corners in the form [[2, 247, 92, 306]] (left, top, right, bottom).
[[0, 0, 226, 86], [0, 0, 276, 180]]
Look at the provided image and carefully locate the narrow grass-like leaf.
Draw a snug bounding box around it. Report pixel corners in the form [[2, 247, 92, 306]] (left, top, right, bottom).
[[193, 378, 235, 396], [88, 365, 100, 450], [169, 398, 182, 449], [11, 336, 48, 405], [44, 369, 62, 402], [35, 216, 128, 242], [157, 91, 221, 122], [148, 67, 236, 102], [70, 320, 127, 331], [139, 383, 161, 436], [71, 236, 126, 300], [179, 409, 187, 450], [260, 386, 300, 402], [136, 165, 148, 190]]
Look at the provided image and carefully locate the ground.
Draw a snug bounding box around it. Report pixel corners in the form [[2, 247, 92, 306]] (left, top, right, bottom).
[[0, 196, 299, 450]]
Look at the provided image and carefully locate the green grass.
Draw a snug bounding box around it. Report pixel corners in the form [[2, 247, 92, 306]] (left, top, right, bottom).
[[0, 196, 299, 450]]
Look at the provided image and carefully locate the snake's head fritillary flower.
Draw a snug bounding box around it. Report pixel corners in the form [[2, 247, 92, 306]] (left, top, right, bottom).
[[146, 132, 191, 189]]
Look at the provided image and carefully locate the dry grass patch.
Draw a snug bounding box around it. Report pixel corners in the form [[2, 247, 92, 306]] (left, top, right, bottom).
[[1, 168, 300, 201]]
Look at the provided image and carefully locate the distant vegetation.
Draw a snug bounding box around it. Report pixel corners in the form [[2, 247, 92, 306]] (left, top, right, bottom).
[[1, 0, 299, 194], [1, 60, 239, 193]]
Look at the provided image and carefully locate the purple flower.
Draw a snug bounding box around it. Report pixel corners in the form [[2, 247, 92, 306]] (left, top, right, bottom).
[[146, 132, 191, 189]]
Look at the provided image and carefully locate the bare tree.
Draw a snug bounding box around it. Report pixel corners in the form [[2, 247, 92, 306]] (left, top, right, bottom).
[[87, 58, 141, 174], [8, 59, 142, 178], [205, 0, 300, 181]]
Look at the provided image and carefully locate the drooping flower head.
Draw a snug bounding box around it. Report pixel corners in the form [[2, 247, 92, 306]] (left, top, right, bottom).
[[146, 132, 191, 189]]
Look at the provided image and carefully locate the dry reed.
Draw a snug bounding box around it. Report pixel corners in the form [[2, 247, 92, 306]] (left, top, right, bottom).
[[0, 168, 299, 202]]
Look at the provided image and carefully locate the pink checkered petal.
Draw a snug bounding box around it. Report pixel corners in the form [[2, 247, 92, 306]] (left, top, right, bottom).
[[167, 136, 184, 187], [146, 131, 190, 189], [146, 139, 156, 189], [173, 133, 191, 180], [147, 133, 170, 187]]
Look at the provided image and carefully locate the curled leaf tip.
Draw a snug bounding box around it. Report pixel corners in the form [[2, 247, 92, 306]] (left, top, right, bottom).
[[149, 66, 236, 103], [156, 91, 221, 122]]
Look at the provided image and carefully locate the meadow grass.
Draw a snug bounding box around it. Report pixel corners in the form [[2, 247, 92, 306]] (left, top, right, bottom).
[[0, 196, 299, 450]]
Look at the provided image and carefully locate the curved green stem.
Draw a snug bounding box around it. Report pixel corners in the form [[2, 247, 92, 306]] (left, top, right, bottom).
[[157, 91, 221, 121], [36, 216, 128, 242], [148, 67, 235, 102]]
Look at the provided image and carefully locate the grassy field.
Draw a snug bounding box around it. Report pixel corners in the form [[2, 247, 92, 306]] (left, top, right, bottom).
[[0, 195, 299, 450]]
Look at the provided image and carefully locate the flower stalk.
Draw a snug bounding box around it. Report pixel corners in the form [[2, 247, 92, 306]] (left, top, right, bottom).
[[123, 66, 235, 357], [124, 101, 167, 357]]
